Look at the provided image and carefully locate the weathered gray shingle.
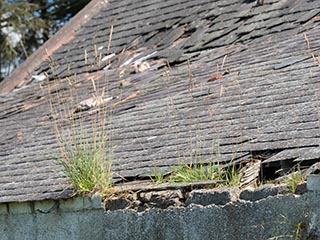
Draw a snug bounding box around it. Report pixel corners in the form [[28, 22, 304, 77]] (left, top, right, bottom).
[[0, 0, 320, 203]]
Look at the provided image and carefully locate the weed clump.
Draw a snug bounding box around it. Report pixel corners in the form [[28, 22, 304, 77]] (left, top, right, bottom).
[[152, 162, 242, 187], [57, 129, 112, 197], [48, 72, 113, 197]]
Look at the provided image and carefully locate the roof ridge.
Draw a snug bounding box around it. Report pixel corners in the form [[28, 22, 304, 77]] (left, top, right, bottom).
[[0, 0, 110, 95]]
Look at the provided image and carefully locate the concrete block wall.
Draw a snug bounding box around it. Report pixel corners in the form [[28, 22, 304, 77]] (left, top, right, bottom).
[[1, 193, 320, 239]]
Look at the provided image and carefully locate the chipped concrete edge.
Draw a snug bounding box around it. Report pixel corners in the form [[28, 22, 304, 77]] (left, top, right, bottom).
[[104, 182, 308, 212]]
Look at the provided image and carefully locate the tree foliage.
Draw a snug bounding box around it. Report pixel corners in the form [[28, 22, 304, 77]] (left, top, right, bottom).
[[0, 0, 90, 81]]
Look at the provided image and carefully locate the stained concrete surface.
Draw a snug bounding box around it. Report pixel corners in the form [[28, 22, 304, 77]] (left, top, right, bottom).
[[1, 193, 320, 240]]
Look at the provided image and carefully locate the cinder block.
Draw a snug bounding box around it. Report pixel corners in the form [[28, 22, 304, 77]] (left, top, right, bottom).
[[91, 195, 103, 209], [0, 203, 8, 215], [8, 202, 32, 214], [186, 187, 239, 206], [83, 195, 102, 209], [59, 197, 84, 211], [34, 200, 58, 214]]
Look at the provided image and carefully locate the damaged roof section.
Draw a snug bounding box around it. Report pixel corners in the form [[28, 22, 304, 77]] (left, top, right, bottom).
[[0, 0, 320, 203]]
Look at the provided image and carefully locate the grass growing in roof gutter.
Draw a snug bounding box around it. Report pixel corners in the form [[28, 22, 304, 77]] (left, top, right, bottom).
[[149, 58, 244, 186], [167, 163, 220, 182], [47, 69, 113, 198], [56, 117, 113, 197], [152, 162, 242, 186], [45, 26, 116, 197], [57, 141, 111, 195]]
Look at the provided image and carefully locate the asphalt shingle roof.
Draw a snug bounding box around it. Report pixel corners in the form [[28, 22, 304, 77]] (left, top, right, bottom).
[[1, 0, 320, 203]]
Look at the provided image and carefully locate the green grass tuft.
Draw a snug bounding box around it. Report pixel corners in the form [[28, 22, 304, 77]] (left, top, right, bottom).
[[48, 73, 113, 197], [152, 162, 242, 187], [58, 138, 112, 197], [167, 163, 221, 182]]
